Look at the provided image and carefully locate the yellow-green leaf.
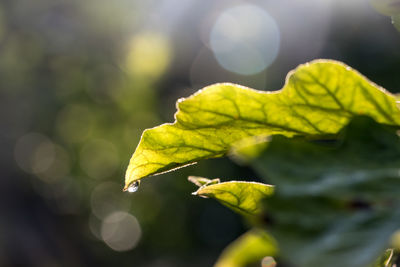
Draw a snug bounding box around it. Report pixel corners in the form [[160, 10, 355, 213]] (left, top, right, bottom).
[[190, 178, 274, 216], [125, 60, 400, 189], [214, 229, 278, 267]]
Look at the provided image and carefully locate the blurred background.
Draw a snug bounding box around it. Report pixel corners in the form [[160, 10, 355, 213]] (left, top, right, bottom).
[[1, 0, 400, 266]]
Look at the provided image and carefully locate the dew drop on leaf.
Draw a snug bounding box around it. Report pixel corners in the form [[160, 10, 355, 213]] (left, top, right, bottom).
[[126, 181, 140, 193]]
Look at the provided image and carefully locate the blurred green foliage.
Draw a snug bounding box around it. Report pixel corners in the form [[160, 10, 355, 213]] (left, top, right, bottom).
[[370, 0, 400, 31], [1, 0, 246, 266], [250, 117, 400, 267]]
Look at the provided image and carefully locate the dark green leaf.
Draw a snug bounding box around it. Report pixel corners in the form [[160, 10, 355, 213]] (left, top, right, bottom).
[[247, 117, 400, 267]]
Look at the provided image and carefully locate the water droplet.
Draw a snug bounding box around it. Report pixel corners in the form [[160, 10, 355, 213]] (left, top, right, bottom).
[[126, 181, 140, 193]]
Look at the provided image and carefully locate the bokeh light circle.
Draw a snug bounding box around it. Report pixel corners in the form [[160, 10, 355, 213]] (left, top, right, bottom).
[[209, 5, 280, 75], [125, 32, 172, 78], [101, 211, 142, 252]]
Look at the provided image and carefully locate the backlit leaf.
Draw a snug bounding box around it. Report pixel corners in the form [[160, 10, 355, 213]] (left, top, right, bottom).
[[190, 178, 274, 216], [125, 60, 400, 189]]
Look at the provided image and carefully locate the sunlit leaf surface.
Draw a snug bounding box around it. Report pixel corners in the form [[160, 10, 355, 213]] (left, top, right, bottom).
[[214, 229, 277, 267], [248, 117, 400, 267], [125, 60, 400, 189], [190, 178, 274, 216]]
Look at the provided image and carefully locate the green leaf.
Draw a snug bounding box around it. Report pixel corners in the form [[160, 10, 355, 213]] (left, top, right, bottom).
[[214, 229, 277, 267], [247, 117, 400, 267], [125, 60, 400, 189], [189, 177, 274, 216]]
